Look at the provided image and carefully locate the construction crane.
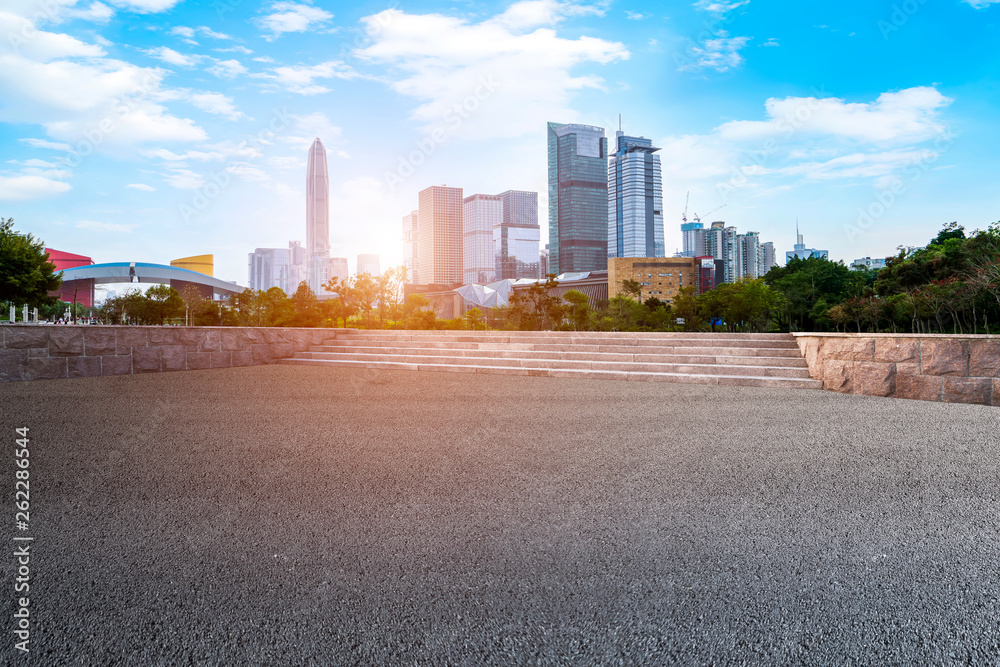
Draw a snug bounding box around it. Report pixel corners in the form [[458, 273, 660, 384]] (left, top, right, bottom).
[[681, 192, 690, 224], [692, 204, 726, 224]]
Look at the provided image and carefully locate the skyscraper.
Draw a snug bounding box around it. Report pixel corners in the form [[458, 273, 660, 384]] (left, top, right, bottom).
[[786, 223, 829, 262], [608, 131, 663, 259], [736, 231, 760, 279], [496, 190, 540, 280], [547, 122, 608, 274], [760, 242, 777, 274], [417, 185, 464, 285], [402, 210, 419, 283], [463, 194, 500, 284], [705, 222, 737, 284], [306, 138, 330, 292]]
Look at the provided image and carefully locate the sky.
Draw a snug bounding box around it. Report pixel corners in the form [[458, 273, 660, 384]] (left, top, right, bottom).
[[1, 0, 999, 288]]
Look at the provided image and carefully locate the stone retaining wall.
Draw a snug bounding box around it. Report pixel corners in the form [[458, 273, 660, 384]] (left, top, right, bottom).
[[793, 333, 1000, 406], [0, 325, 350, 383]]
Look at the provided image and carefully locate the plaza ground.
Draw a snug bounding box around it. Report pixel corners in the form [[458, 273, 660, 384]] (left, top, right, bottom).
[[2, 366, 999, 663]]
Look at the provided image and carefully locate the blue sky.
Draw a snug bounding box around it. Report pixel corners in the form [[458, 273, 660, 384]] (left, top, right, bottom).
[[1, 0, 998, 286]]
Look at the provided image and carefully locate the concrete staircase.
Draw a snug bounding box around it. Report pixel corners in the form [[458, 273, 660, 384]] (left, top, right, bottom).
[[278, 331, 823, 389]]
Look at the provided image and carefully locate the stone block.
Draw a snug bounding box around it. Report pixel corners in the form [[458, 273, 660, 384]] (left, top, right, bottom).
[[27, 347, 48, 358], [210, 351, 232, 368], [895, 362, 920, 376], [186, 352, 213, 370], [160, 345, 187, 371], [874, 339, 920, 364], [853, 362, 896, 397], [219, 329, 243, 351], [920, 340, 969, 377], [101, 356, 132, 376], [84, 329, 117, 355], [48, 327, 84, 356], [994, 380, 1000, 407], [823, 359, 854, 393], [795, 337, 825, 380], [28, 357, 67, 381], [197, 330, 221, 352], [822, 338, 875, 362], [942, 377, 992, 405], [231, 350, 252, 367], [132, 347, 161, 373], [68, 356, 103, 378], [148, 328, 182, 346], [251, 345, 274, 365], [4, 327, 48, 349], [270, 343, 294, 359], [896, 374, 944, 403], [969, 340, 1000, 378], [116, 328, 147, 353], [0, 349, 29, 382]]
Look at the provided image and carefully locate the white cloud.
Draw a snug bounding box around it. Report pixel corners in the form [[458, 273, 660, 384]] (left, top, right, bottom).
[[20, 138, 73, 151], [217, 45, 253, 55], [760, 37, 779, 47], [0, 16, 206, 149], [356, 3, 629, 139], [189, 92, 247, 121], [280, 112, 343, 151], [693, 0, 750, 13], [206, 59, 247, 79], [142, 148, 225, 161], [164, 168, 206, 189], [0, 174, 71, 200], [625, 11, 648, 20], [126, 183, 156, 191], [142, 46, 202, 67], [253, 60, 358, 95], [106, 0, 182, 12], [679, 32, 750, 72], [0, 11, 106, 61], [254, 1, 334, 40], [964, 0, 1000, 6], [63, 2, 115, 22], [716, 87, 952, 144], [77, 219, 135, 232]]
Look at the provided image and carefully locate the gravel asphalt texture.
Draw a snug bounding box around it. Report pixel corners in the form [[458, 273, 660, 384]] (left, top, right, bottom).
[[2, 365, 1000, 665]]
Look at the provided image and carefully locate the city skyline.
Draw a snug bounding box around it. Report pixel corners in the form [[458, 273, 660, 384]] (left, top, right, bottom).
[[1, 1, 998, 285]]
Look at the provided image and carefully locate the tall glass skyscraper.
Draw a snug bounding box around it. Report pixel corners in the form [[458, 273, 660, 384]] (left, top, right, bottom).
[[547, 122, 608, 274], [402, 209, 419, 283], [306, 138, 330, 292], [608, 131, 664, 259], [417, 185, 464, 285], [496, 190, 540, 280], [463, 194, 500, 284]]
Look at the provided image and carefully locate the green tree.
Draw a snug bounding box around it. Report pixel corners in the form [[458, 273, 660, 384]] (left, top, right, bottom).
[[562, 289, 591, 331], [289, 281, 322, 327], [464, 307, 485, 330], [620, 279, 643, 303], [352, 272, 380, 328], [144, 284, 184, 325], [0, 218, 62, 308]]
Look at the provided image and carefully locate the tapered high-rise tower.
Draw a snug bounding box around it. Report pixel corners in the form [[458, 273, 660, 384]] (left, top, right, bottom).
[[306, 138, 330, 292]]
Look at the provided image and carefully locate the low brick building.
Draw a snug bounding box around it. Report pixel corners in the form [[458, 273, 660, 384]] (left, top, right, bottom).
[[607, 257, 697, 304]]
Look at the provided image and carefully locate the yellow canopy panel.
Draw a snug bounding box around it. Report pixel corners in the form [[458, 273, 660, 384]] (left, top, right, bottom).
[[170, 254, 214, 276]]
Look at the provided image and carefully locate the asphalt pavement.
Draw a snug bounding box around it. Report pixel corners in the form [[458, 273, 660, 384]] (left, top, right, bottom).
[[2, 365, 999, 665]]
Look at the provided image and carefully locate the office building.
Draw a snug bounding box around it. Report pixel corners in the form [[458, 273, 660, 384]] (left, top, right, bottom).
[[786, 224, 829, 262], [607, 257, 696, 304], [539, 245, 550, 279], [695, 256, 716, 294], [463, 194, 500, 284], [851, 257, 887, 271], [736, 232, 760, 280], [248, 242, 308, 294], [306, 138, 331, 292], [417, 185, 464, 285], [402, 210, 419, 283], [357, 254, 380, 277], [681, 222, 707, 258], [547, 122, 608, 274], [608, 131, 663, 259], [497, 190, 541, 280]]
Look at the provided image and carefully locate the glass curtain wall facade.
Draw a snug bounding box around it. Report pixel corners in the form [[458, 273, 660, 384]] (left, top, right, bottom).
[[402, 210, 419, 283], [418, 185, 464, 285], [463, 194, 501, 284], [547, 122, 608, 274], [680, 222, 707, 258], [497, 190, 540, 280], [608, 132, 664, 259]]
